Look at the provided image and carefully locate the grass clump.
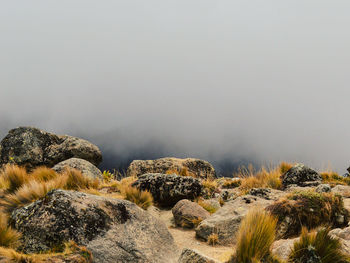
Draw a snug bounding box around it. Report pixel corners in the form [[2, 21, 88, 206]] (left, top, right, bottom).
[[288, 227, 350, 263], [61, 168, 100, 190], [123, 186, 153, 210], [0, 179, 63, 215], [321, 170, 350, 186], [229, 209, 279, 263], [166, 167, 196, 178], [30, 167, 58, 182], [201, 178, 219, 198], [207, 233, 219, 246], [222, 178, 241, 189], [1, 164, 29, 193], [197, 199, 219, 214], [0, 214, 21, 248], [266, 190, 348, 238], [238, 163, 288, 193]]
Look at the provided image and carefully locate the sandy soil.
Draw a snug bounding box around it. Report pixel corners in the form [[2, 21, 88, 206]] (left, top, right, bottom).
[[158, 209, 233, 262]]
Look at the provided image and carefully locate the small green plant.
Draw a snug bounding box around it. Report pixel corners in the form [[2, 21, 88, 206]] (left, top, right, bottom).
[[102, 170, 114, 182], [288, 227, 350, 263], [229, 209, 279, 263], [123, 186, 153, 210]]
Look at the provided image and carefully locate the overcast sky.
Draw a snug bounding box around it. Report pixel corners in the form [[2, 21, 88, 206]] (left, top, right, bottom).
[[1, 1, 349, 174]]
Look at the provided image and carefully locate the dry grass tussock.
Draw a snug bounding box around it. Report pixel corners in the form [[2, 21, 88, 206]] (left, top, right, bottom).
[[166, 167, 196, 178], [288, 227, 350, 263], [266, 190, 347, 238], [0, 240, 93, 263], [238, 162, 293, 193], [197, 199, 219, 214], [0, 165, 29, 193], [229, 208, 281, 263], [0, 214, 21, 248], [123, 186, 153, 210], [321, 170, 350, 186]]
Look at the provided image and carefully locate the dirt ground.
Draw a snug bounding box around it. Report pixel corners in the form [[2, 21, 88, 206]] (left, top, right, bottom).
[[158, 209, 233, 262]]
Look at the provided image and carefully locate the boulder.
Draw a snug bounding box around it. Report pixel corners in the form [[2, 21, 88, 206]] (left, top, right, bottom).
[[0, 127, 102, 169], [10, 189, 178, 263], [316, 184, 331, 193], [271, 238, 297, 261], [52, 158, 103, 179], [195, 195, 273, 244], [132, 173, 202, 207], [127, 157, 216, 179], [329, 227, 350, 255], [178, 248, 220, 263], [281, 163, 321, 188], [172, 199, 210, 228]]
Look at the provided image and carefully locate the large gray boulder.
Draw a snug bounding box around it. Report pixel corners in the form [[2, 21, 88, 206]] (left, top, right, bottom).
[[0, 127, 102, 169], [127, 157, 216, 179], [178, 248, 220, 263], [281, 163, 321, 188], [10, 190, 178, 263], [172, 199, 210, 228], [132, 173, 202, 207], [52, 158, 103, 179], [195, 195, 273, 244]]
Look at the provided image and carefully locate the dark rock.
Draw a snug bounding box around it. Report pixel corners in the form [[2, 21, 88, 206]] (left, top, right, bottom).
[[10, 189, 178, 263], [248, 188, 272, 199], [132, 173, 202, 207], [281, 163, 321, 188], [127, 157, 216, 179], [172, 199, 210, 228], [52, 158, 102, 179], [316, 184, 331, 193], [0, 127, 102, 169]]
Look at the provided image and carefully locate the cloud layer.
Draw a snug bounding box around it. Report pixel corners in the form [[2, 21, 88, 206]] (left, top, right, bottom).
[[1, 1, 350, 175]]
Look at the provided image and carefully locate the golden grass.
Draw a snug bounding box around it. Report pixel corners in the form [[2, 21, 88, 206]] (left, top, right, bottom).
[[197, 199, 219, 214], [238, 163, 291, 193], [1, 164, 29, 193], [0, 240, 93, 263], [123, 186, 153, 210], [321, 170, 350, 186], [288, 227, 350, 263], [230, 209, 278, 263], [201, 178, 218, 197], [61, 168, 100, 190], [0, 179, 63, 214], [166, 167, 196, 178], [0, 214, 21, 248], [30, 167, 58, 182]]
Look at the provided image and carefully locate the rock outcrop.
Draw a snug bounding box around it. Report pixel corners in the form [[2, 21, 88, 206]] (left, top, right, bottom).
[[195, 195, 273, 244], [132, 173, 202, 207], [127, 157, 216, 179], [281, 163, 321, 188], [0, 127, 102, 169], [178, 248, 220, 263], [172, 199, 210, 228], [52, 158, 103, 179], [10, 189, 178, 263]]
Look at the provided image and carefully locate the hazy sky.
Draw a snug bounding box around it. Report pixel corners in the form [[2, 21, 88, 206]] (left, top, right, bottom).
[[1, 1, 350, 174]]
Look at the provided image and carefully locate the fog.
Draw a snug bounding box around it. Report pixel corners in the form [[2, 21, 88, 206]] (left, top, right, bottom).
[[1, 1, 350, 175]]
